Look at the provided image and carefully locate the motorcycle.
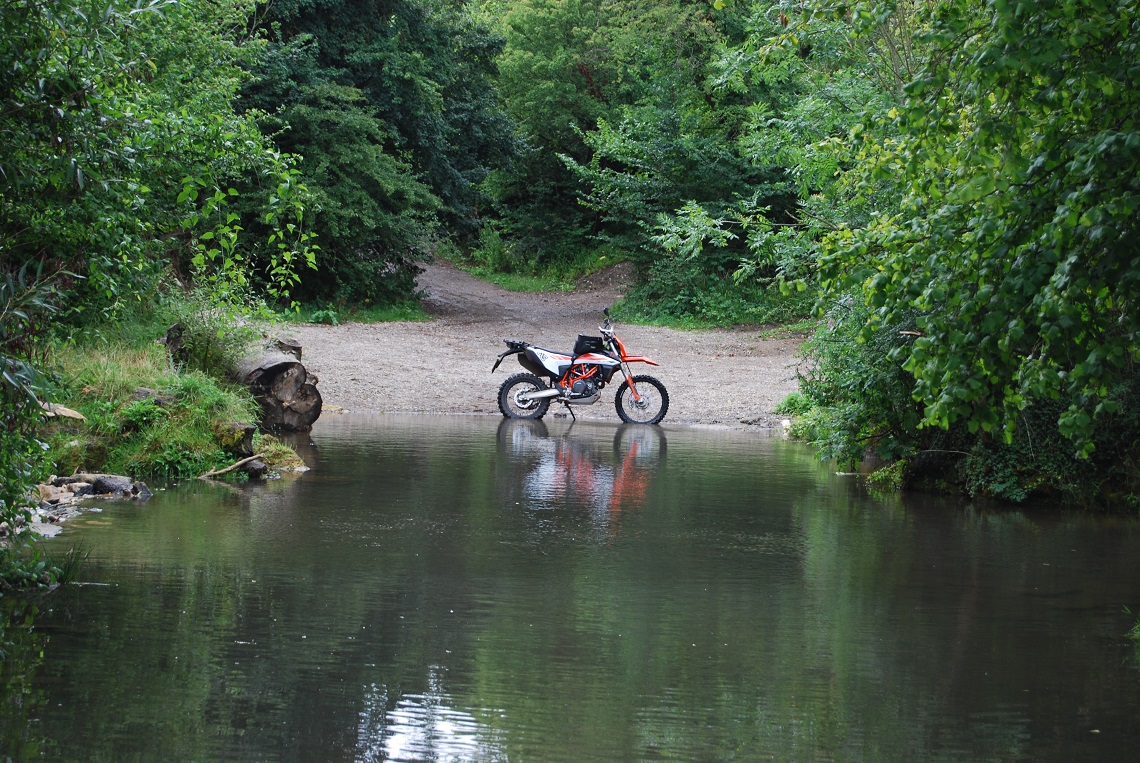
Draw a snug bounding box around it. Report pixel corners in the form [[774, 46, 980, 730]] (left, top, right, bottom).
[[491, 308, 669, 424]]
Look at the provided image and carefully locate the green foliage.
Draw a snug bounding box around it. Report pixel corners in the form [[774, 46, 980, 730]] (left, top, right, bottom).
[[865, 459, 905, 492], [617, 279, 813, 328], [598, 199, 812, 327], [0, 266, 57, 560], [308, 309, 339, 326], [0, 0, 317, 325], [245, 69, 439, 303], [41, 287, 281, 483], [774, 392, 814, 416], [817, 0, 1140, 458], [281, 301, 429, 324], [451, 236, 620, 293], [0, 273, 82, 583], [795, 299, 926, 468], [244, 0, 517, 304], [48, 342, 257, 482], [1127, 608, 1140, 658], [796, 296, 1140, 504], [161, 288, 263, 380], [488, 0, 741, 269], [0, 547, 71, 592]]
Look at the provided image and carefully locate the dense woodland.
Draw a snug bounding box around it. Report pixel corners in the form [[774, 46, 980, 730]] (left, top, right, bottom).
[[2, 0, 1140, 582]]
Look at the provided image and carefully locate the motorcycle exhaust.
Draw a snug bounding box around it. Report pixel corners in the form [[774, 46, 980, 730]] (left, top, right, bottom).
[[520, 388, 561, 400]]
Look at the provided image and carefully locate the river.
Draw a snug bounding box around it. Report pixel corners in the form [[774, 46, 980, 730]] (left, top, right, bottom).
[[8, 414, 1140, 761]]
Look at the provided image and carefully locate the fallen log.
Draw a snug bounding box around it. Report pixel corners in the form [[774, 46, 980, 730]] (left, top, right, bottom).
[[160, 323, 322, 432], [236, 350, 322, 432]]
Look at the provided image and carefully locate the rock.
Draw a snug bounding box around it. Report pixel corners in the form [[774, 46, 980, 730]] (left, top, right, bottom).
[[213, 420, 256, 457], [92, 475, 134, 495], [133, 481, 153, 500], [132, 387, 179, 407], [40, 402, 86, 420], [38, 484, 70, 503], [242, 459, 269, 478], [29, 521, 63, 538]]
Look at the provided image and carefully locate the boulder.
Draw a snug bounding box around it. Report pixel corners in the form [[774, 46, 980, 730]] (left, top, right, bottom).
[[92, 475, 134, 495], [242, 459, 269, 478], [213, 420, 256, 457]]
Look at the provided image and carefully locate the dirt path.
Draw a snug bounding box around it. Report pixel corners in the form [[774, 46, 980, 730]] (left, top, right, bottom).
[[290, 261, 803, 427]]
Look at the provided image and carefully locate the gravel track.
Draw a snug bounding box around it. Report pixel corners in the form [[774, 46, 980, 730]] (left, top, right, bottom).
[[290, 260, 803, 427]]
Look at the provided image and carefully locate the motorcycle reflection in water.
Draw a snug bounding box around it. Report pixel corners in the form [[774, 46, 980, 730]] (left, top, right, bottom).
[[497, 419, 666, 528]]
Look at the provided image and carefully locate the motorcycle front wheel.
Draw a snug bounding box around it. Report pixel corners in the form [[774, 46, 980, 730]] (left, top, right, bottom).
[[498, 373, 552, 420], [615, 374, 669, 425]]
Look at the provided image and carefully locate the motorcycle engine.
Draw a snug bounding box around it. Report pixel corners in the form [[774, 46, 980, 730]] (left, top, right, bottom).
[[570, 378, 599, 398]]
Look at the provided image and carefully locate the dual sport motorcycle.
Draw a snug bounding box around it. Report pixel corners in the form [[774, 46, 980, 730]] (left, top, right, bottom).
[[491, 309, 669, 424]]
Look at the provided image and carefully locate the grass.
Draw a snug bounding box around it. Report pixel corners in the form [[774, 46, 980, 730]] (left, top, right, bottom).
[[758, 319, 817, 339], [456, 265, 577, 293], [279, 301, 429, 325], [46, 342, 257, 482], [42, 296, 303, 484], [610, 286, 815, 330], [442, 240, 623, 294]]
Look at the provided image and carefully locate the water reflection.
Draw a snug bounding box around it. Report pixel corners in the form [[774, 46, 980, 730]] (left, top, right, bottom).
[[356, 668, 506, 763], [20, 415, 1140, 762], [0, 597, 50, 758], [499, 420, 665, 529]]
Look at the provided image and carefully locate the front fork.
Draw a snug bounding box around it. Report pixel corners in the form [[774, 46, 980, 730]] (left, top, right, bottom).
[[620, 362, 642, 401], [605, 338, 642, 402]]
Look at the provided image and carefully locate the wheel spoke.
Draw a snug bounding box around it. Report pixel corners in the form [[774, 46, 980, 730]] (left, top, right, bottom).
[[615, 375, 668, 425]]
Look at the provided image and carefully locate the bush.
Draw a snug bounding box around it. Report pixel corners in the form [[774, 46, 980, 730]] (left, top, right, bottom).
[[161, 288, 264, 380], [795, 294, 1140, 506], [774, 392, 814, 416]]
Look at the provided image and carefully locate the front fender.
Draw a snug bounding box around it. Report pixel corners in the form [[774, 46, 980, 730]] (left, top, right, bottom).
[[621, 354, 659, 366]]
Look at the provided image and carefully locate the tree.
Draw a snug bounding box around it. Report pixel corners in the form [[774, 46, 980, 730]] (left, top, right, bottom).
[[0, 0, 316, 579], [487, 0, 742, 266], [244, 0, 517, 303], [819, 0, 1140, 458], [0, 0, 315, 317]]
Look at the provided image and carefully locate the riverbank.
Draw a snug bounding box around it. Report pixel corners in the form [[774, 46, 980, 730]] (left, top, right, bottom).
[[291, 261, 804, 427]]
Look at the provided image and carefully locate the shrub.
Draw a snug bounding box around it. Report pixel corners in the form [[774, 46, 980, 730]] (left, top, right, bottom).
[[796, 293, 1140, 506]]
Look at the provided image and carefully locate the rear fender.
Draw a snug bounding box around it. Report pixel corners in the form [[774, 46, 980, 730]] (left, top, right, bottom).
[[491, 348, 522, 373], [492, 339, 529, 373]]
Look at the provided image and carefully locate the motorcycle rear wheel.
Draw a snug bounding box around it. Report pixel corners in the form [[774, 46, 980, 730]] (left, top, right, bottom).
[[615, 374, 669, 425], [498, 373, 552, 420]]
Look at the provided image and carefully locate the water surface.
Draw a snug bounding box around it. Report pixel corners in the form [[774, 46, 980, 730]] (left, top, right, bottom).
[[11, 414, 1140, 761]]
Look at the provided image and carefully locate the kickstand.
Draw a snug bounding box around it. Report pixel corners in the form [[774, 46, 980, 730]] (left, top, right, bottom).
[[563, 402, 577, 421]]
